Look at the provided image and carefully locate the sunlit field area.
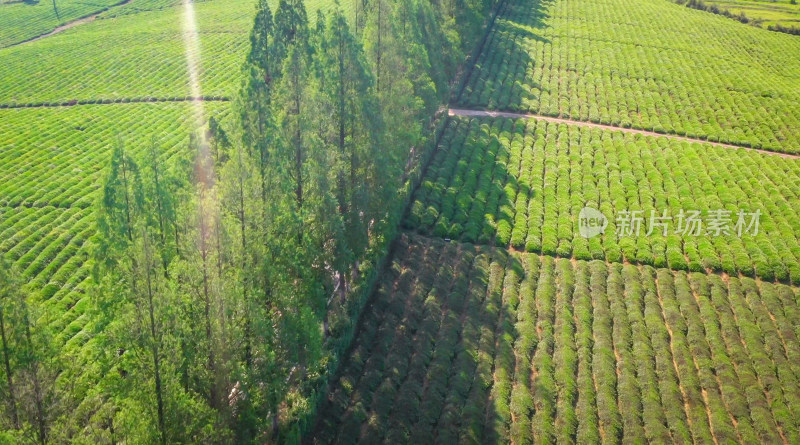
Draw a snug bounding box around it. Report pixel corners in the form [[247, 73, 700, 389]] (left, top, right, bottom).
[[1, 0, 799, 442]]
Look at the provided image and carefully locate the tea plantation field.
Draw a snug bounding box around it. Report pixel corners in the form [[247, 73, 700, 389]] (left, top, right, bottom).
[[0, 0, 123, 48], [406, 117, 800, 282], [0, 0, 345, 106], [0, 0, 252, 105], [3, 0, 800, 440], [703, 0, 800, 29], [456, 0, 800, 153], [313, 234, 800, 444], [310, 0, 800, 442]]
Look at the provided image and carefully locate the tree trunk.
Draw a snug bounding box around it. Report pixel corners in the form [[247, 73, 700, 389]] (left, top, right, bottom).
[[142, 234, 167, 445], [293, 69, 304, 246], [376, 0, 382, 93], [338, 272, 346, 303], [294, 105, 303, 212], [121, 154, 134, 243], [150, 146, 168, 274], [199, 197, 218, 410], [237, 150, 252, 368], [23, 321, 47, 445], [0, 309, 19, 429]]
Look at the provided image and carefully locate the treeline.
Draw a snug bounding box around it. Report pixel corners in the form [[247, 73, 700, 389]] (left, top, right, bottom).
[[767, 22, 800, 36], [0, 0, 497, 443], [677, 0, 800, 35], [681, 0, 754, 24]]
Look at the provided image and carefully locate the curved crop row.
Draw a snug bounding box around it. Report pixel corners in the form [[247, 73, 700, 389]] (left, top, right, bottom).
[[457, 0, 800, 153], [311, 234, 800, 443], [406, 116, 800, 283], [0, 0, 121, 48]]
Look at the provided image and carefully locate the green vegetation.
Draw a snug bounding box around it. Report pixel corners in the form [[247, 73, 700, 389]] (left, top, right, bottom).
[[680, 0, 800, 32], [0, 0, 350, 106], [0, 0, 496, 441], [0, 102, 227, 207], [312, 234, 800, 443], [457, 0, 800, 153], [0, 0, 122, 48], [0, 0, 339, 50], [406, 117, 800, 282], [313, 0, 800, 441], [2, 0, 800, 441], [0, 0, 251, 105]]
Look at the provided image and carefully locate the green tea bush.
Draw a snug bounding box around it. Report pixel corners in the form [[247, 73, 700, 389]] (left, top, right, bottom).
[[406, 117, 800, 282], [314, 235, 800, 442], [456, 0, 800, 154]]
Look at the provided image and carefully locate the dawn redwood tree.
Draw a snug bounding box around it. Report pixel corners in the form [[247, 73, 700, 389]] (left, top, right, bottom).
[[170, 133, 235, 419], [275, 43, 312, 230], [94, 138, 217, 444], [272, 0, 309, 64], [363, 0, 390, 93], [0, 259, 21, 432], [207, 116, 231, 168], [93, 140, 167, 443], [0, 260, 57, 445], [240, 0, 277, 212], [144, 138, 179, 273], [18, 300, 53, 445], [315, 7, 382, 300], [238, 0, 282, 353]]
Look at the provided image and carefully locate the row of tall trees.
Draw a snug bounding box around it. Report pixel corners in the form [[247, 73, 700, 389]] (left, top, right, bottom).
[[0, 261, 52, 445], [0, 0, 496, 442]]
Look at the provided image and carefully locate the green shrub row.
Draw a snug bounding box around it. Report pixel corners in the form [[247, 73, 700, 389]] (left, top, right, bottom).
[[0, 95, 229, 109], [0, 103, 221, 208], [407, 116, 800, 283], [312, 235, 800, 442], [456, 0, 800, 154]]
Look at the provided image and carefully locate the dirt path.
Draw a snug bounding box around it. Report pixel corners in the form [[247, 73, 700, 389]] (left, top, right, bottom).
[[449, 108, 800, 160], [5, 0, 133, 49]]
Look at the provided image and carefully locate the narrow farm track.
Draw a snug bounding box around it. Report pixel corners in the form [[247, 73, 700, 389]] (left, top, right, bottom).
[[4, 0, 134, 49], [448, 108, 800, 160], [0, 96, 230, 109]]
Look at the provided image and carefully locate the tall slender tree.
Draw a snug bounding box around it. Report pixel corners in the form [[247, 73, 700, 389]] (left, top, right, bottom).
[[314, 6, 382, 300], [0, 259, 21, 432]]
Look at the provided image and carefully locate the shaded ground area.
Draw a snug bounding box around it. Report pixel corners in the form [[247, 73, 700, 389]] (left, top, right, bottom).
[[310, 233, 800, 444], [455, 0, 800, 154]]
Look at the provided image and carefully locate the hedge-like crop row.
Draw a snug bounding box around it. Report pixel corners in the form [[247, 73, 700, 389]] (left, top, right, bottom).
[[0, 0, 352, 107], [310, 234, 800, 444], [0, 0, 251, 105], [0, 0, 121, 48], [0, 102, 227, 208], [406, 117, 800, 283], [456, 0, 800, 153]]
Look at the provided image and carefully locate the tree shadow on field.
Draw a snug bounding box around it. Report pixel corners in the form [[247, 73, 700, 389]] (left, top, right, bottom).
[[306, 234, 526, 444], [421, 117, 534, 252], [456, 0, 554, 113]]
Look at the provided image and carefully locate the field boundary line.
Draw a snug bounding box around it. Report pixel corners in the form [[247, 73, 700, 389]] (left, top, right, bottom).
[[0, 96, 231, 110], [448, 108, 800, 160], [3, 0, 135, 49], [404, 230, 800, 287]]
